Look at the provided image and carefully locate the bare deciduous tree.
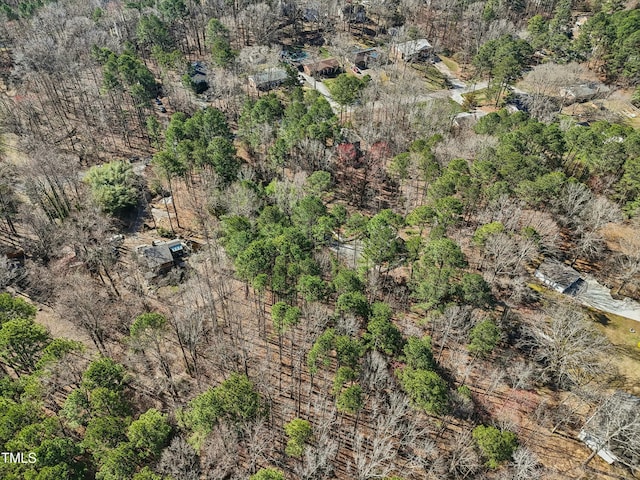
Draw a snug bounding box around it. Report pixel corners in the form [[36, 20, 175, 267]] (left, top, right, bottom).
[[614, 237, 640, 295], [506, 357, 538, 391], [582, 391, 640, 473], [447, 430, 482, 479], [432, 304, 473, 362], [0, 256, 20, 289], [58, 274, 123, 354], [200, 422, 242, 478], [483, 232, 537, 281], [496, 446, 542, 480], [571, 227, 605, 266], [158, 436, 201, 480], [520, 209, 561, 256], [580, 195, 622, 231], [38, 343, 89, 412], [524, 303, 615, 389], [351, 431, 395, 480], [239, 2, 279, 45], [481, 195, 524, 232], [361, 350, 393, 392], [295, 419, 338, 480], [554, 181, 593, 225], [293, 138, 333, 173], [170, 297, 208, 379], [20, 208, 64, 263], [243, 419, 276, 475], [521, 63, 593, 121], [0, 163, 19, 236]]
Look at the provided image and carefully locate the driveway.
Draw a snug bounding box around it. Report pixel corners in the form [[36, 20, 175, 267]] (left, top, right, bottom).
[[433, 59, 506, 104], [576, 277, 640, 322], [299, 72, 342, 114], [329, 239, 363, 268], [432, 60, 466, 89]]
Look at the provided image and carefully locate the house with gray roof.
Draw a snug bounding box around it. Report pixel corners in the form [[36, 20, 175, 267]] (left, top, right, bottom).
[[560, 82, 610, 105], [391, 38, 433, 62], [248, 68, 289, 91], [534, 259, 586, 296]]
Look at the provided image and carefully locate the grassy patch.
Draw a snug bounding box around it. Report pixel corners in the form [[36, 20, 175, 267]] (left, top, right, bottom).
[[319, 47, 332, 59], [588, 309, 640, 356], [410, 63, 448, 90], [448, 98, 464, 114], [585, 309, 640, 393], [322, 77, 336, 92], [528, 283, 545, 293], [439, 56, 460, 73], [463, 88, 495, 107]]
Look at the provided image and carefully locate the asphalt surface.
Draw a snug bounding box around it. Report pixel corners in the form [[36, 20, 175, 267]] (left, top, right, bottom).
[[576, 277, 640, 322]]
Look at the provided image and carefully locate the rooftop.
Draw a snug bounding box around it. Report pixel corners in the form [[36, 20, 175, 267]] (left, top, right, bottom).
[[137, 244, 173, 269], [534, 260, 583, 291], [190, 73, 208, 84], [350, 47, 380, 60], [561, 82, 610, 99], [393, 38, 432, 57], [351, 46, 377, 54], [136, 239, 186, 270], [249, 68, 288, 85], [302, 58, 340, 73]]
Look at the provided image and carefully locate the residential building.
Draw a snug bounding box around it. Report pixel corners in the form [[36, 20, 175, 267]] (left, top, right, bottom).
[[248, 68, 289, 91], [534, 259, 586, 296], [391, 38, 433, 62]]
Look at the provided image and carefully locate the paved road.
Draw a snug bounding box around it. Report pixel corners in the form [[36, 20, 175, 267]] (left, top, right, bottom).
[[432, 60, 466, 88], [432, 60, 529, 104]]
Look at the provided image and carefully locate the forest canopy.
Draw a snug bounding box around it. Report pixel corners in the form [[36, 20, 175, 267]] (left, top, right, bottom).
[[0, 0, 639, 479]]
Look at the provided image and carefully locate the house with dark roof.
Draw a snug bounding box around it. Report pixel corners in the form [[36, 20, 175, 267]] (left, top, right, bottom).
[[560, 82, 610, 105], [187, 62, 209, 94], [303, 7, 320, 22], [136, 239, 187, 276], [340, 3, 366, 23], [534, 259, 586, 296], [347, 47, 381, 70]]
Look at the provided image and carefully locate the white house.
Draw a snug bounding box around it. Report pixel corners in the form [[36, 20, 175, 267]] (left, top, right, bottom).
[[534, 260, 586, 296]]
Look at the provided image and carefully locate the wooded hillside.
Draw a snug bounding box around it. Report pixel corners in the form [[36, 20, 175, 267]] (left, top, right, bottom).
[[0, 1, 639, 479]]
